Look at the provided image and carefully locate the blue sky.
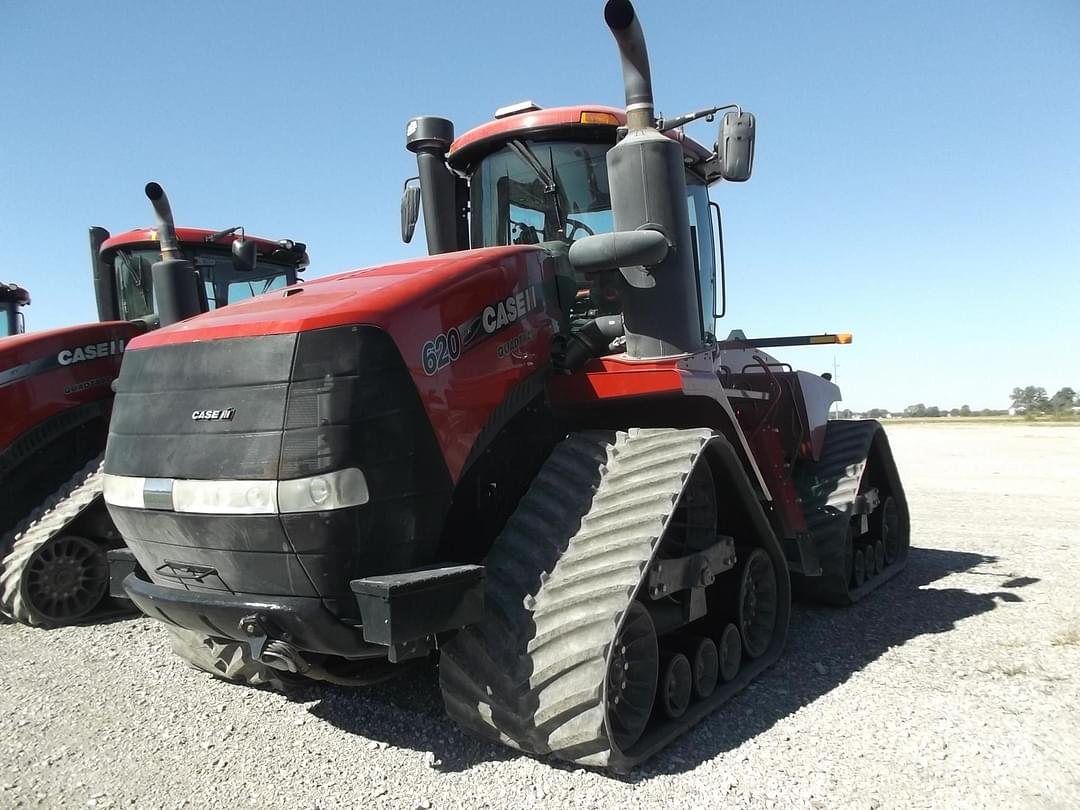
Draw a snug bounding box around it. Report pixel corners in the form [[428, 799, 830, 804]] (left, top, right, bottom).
[[2, 0, 1077, 411]]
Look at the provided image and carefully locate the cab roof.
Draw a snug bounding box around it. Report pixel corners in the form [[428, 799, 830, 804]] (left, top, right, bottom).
[[448, 104, 714, 167], [100, 227, 309, 267]]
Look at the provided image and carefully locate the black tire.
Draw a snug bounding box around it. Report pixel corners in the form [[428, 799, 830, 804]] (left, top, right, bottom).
[[852, 548, 866, 587]]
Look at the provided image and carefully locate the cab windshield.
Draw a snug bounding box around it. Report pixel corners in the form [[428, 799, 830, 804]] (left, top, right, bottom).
[[471, 140, 612, 248], [469, 137, 719, 336], [112, 247, 295, 321]]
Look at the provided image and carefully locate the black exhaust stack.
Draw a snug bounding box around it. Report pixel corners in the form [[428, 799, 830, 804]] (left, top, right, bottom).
[[570, 0, 703, 359], [88, 226, 119, 322], [145, 182, 201, 326], [406, 117, 467, 255]]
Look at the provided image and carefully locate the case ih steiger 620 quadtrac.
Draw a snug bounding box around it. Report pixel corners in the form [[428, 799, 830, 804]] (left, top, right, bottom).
[[0, 184, 308, 627], [103, 0, 908, 771]]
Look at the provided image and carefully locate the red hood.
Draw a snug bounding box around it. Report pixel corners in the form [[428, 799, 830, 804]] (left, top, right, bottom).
[[2, 321, 143, 366], [129, 245, 545, 350]]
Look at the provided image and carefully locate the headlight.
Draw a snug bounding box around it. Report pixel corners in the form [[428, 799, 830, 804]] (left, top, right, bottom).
[[103, 468, 368, 515]]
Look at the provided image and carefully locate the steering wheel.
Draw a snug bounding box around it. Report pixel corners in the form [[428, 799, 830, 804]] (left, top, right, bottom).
[[564, 217, 595, 241]]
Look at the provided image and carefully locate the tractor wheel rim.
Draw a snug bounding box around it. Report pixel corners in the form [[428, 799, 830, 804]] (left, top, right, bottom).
[[606, 601, 658, 752], [23, 535, 108, 623], [738, 549, 778, 659]]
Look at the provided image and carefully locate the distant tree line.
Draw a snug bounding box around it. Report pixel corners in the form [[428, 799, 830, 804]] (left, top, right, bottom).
[[836, 385, 1078, 420], [1010, 386, 1077, 414]]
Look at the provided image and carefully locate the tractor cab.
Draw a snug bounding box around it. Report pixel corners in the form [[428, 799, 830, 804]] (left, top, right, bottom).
[[0, 283, 30, 337], [89, 222, 309, 327], [403, 103, 744, 346]]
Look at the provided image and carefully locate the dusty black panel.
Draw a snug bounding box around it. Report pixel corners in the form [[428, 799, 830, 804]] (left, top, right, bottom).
[[105, 432, 285, 480], [109, 505, 288, 553], [281, 326, 454, 597], [107, 383, 290, 436], [115, 334, 297, 392], [107, 334, 297, 480], [105, 325, 454, 607], [121, 536, 318, 597]]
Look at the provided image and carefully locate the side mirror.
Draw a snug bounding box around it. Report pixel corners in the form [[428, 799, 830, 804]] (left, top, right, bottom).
[[708, 201, 727, 319], [718, 111, 755, 182], [231, 238, 258, 272], [401, 183, 421, 243]]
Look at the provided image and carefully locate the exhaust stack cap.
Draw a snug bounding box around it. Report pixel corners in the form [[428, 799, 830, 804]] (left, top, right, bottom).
[[406, 116, 454, 154]]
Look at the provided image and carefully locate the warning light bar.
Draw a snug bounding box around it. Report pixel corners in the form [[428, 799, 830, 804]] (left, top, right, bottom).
[[579, 110, 621, 126], [717, 333, 854, 349]]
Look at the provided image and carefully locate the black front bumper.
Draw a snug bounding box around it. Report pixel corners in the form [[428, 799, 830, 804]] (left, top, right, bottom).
[[117, 556, 485, 663]]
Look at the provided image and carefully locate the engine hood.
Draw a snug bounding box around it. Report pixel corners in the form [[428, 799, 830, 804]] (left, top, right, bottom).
[[129, 245, 545, 351]]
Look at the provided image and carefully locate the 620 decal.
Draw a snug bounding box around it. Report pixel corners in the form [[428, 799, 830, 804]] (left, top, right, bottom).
[[421, 327, 461, 376]]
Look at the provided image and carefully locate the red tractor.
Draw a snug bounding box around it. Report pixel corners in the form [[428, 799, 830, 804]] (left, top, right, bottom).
[[0, 184, 308, 627], [103, 0, 907, 771], [0, 283, 30, 337]]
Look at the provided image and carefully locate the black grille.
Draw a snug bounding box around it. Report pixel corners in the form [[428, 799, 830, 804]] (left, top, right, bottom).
[[105, 325, 454, 601]]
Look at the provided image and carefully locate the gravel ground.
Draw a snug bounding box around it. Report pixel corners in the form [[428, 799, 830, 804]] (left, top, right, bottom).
[[1, 422, 1078, 809]]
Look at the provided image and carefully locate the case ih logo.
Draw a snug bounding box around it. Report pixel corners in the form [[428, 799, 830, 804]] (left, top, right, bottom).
[[57, 339, 126, 366], [191, 408, 235, 422]]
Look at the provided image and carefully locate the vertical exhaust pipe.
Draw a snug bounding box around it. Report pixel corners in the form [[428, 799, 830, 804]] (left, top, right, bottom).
[[604, 0, 654, 130], [143, 182, 202, 326], [406, 117, 467, 255], [601, 0, 703, 358], [145, 182, 182, 261], [88, 226, 119, 322]]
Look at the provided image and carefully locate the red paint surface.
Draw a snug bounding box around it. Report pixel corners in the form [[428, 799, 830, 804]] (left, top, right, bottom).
[[125, 246, 561, 482], [0, 321, 144, 449], [100, 227, 289, 255], [449, 104, 713, 164]]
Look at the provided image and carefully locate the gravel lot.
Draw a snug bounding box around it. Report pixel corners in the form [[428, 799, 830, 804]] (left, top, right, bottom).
[[1, 422, 1078, 809]]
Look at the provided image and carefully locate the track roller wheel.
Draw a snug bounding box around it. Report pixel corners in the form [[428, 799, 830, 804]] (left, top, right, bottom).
[[6, 534, 108, 626], [867, 544, 880, 577], [852, 548, 866, 587], [737, 548, 778, 659], [880, 496, 901, 564], [874, 539, 886, 572], [657, 652, 692, 720], [718, 623, 742, 683], [606, 601, 659, 751], [686, 637, 718, 700]]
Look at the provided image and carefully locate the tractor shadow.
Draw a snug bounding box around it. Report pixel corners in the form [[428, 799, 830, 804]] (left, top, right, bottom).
[[301, 545, 1017, 776]]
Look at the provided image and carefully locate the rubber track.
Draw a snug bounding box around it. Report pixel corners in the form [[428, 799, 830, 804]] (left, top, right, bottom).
[[793, 419, 909, 605], [439, 428, 716, 769], [167, 627, 290, 691], [0, 454, 107, 626]]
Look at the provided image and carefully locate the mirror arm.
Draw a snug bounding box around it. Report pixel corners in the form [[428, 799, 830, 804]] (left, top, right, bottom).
[[658, 103, 741, 133]]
